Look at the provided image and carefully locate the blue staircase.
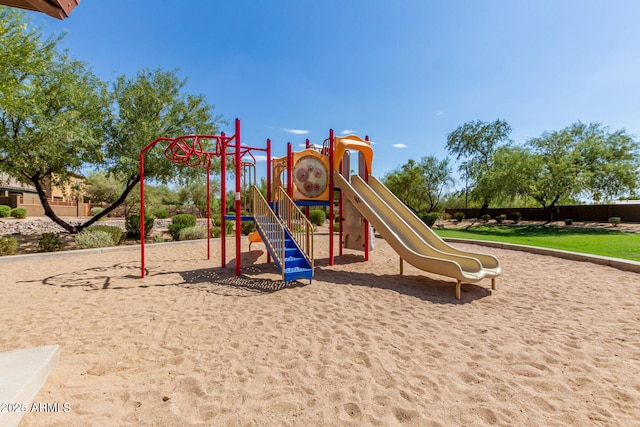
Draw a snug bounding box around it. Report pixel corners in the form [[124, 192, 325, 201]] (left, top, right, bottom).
[[256, 224, 313, 283]]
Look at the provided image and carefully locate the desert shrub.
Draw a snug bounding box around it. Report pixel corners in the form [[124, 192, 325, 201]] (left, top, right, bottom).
[[511, 212, 522, 223], [38, 233, 62, 252], [168, 223, 189, 241], [225, 220, 234, 234], [0, 205, 11, 218], [442, 212, 452, 221], [482, 214, 491, 222], [151, 209, 169, 219], [11, 208, 27, 219], [125, 214, 154, 238], [87, 225, 123, 245], [453, 212, 465, 222], [154, 235, 170, 243], [309, 209, 326, 226], [0, 236, 18, 256], [178, 226, 208, 241], [89, 207, 104, 217], [333, 221, 340, 232], [418, 212, 439, 227], [495, 214, 507, 224], [75, 230, 114, 249], [241, 221, 256, 235], [608, 216, 621, 227], [210, 226, 221, 238], [172, 213, 197, 227], [565, 218, 573, 225]]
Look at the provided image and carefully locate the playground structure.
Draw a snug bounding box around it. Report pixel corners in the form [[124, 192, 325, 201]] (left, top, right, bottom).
[[139, 120, 501, 299]]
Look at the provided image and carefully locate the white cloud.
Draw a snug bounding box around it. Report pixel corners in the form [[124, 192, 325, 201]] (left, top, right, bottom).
[[253, 155, 267, 162], [298, 143, 308, 148], [341, 129, 354, 135], [284, 128, 310, 135], [435, 110, 445, 116], [392, 144, 408, 148]]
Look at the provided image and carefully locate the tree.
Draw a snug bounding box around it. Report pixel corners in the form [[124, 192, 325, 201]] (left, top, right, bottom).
[[0, 10, 224, 232], [446, 119, 512, 217], [521, 122, 640, 221], [0, 9, 111, 232], [383, 156, 453, 213]]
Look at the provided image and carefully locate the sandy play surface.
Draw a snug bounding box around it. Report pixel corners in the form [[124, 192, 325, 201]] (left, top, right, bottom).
[[1, 237, 639, 426]]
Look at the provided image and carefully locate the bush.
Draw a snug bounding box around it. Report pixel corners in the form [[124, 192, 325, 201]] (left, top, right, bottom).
[[511, 212, 522, 223], [210, 226, 221, 238], [11, 208, 27, 219], [418, 212, 439, 227], [168, 223, 190, 241], [125, 214, 154, 238], [482, 214, 491, 222], [89, 207, 104, 217], [151, 209, 170, 219], [453, 212, 465, 222], [86, 225, 123, 245], [333, 221, 340, 232], [565, 218, 573, 225], [0, 205, 11, 218], [75, 230, 114, 249], [309, 209, 327, 226], [241, 221, 256, 235], [442, 213, 452, 221], [172, 213, 197, 227], [178, 226, 208, 241], [495, 214, 507, 224], [225, 220, 234, 234], [608, 217, 621, 227], [0, 236, 18, 256], [38, 233, 62, 252]]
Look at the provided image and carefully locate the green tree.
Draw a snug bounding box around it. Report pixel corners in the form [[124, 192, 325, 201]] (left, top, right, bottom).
[[521, 122, 640, 221], [0, 8, 111, 233], [446, 119, 512, 217], [176, 178, 221, 217], [383, 156, 453, 213]]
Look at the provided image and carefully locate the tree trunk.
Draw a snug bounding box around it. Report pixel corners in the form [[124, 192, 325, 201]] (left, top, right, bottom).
[[477, 200, 489, 219]]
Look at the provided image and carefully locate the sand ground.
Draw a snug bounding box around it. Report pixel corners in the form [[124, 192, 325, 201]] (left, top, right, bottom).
[[1, 236, 639, 426]]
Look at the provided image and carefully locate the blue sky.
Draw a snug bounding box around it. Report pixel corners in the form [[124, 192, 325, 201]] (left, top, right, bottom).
[[37, 0, 640, 184]]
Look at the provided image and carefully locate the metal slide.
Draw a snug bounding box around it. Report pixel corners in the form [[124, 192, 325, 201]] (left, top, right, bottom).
[[334, 172, 501, 298]]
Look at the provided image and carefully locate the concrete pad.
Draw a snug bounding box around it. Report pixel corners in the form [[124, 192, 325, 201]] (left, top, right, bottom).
[[0, 345, 59, 427]]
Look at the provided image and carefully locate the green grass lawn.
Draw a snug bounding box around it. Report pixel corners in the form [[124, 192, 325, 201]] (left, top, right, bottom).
[[434, 225, 640, 262]]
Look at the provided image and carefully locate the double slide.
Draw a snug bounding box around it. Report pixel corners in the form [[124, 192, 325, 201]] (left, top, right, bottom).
[[334, 172, 501, 299]]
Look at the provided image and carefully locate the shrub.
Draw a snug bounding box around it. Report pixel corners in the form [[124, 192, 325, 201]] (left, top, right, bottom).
[[87, 225, 123, 245], [565, 218, 573, 225], [482, 214, 491, 222], [495, 214, 507, 224], [11, 208, 27, 219], [151, 209, 169, 219], [453, 212, 465, 222], [608, 217, 621, 227], [442, 213, 452, 221], [225, 220, 234, 234], [168, 223, 190, 241], [511, 212, 522, 223], [0, 205, 11, 218], [333, 221, 340, 232], [38, 233, 62, 252], [172, 213, 197, 227], [89, 207, 104, 217], [75, 230, 114, 249], [210, 226, 221, 238], [178, 226, 208, 241], [418, 212, 439, 227], [241, 221, 256, 235], [309, 209, 326, 226], [125, 214, 154, 238], [0, 236, 18, 256]]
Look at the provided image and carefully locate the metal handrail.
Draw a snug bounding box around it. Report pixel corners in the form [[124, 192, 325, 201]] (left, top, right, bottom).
[[275, 187, 314, 270], [252, 186, 285, 281]]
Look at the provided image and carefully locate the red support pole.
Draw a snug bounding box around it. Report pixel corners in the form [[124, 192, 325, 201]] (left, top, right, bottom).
[[329, 129, 335, 266], [364, 135, 370, 262], [140, 152, 146, 278], [306, 138, 310, 149], [235, 119, 242, 276], [206, 168, 211, 260], [339, 157, 343, 256], [286, 142, 293, 198], [266, 138, 272, 264], [220, 132, 227, 268]]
